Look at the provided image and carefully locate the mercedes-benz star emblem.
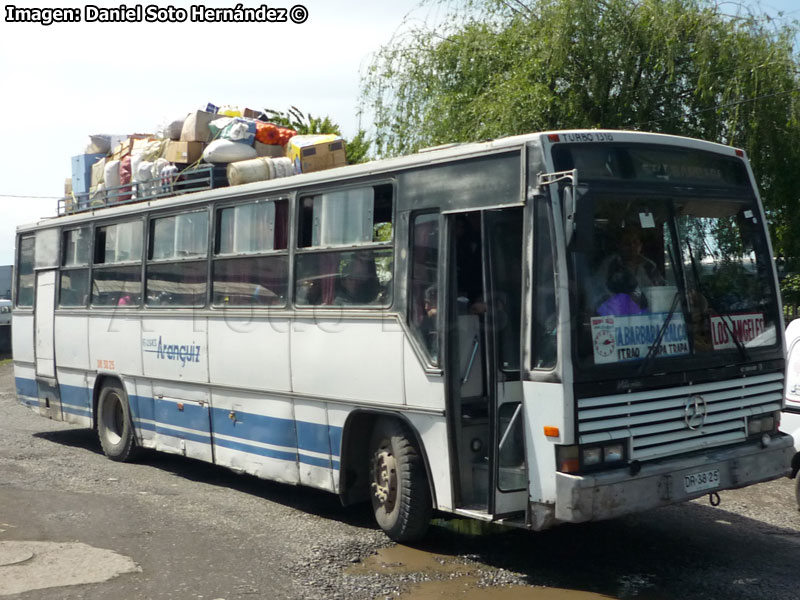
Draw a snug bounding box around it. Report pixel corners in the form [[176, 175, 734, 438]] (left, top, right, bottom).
[[684, 394, 707, 430]]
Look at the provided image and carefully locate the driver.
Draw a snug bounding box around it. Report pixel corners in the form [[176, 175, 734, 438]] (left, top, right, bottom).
[[596, 226, 664, 315]]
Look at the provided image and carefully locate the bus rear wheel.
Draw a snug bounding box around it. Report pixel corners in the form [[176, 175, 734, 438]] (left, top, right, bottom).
[[97, 383, 139, 462], [795, 476, 800, 510], [369, 418, 431, 542]]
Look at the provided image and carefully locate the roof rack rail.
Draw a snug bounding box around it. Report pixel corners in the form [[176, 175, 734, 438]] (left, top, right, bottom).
[[58, 164, 219, 216]]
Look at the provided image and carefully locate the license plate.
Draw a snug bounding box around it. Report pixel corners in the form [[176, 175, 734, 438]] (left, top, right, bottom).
[[684, 468, 720, 493]]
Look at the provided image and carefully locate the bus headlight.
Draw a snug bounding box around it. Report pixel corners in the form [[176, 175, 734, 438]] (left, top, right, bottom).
[[582, 447, 602, 466], [557, 442, 627, 473], [604, 443, 624, 462], [556, 445, 579, 474], [748, 412, 779, 436]]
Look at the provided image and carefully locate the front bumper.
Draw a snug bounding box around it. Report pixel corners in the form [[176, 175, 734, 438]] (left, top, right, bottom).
[[555, 433, 794, 523]]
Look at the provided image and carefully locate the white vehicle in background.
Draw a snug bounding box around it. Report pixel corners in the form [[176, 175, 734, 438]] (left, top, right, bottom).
[[0, 299, 10, 326], [781, 318, 800, 505]]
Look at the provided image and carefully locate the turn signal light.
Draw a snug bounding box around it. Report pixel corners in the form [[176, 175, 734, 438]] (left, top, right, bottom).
[[544, 426, 560, 438]]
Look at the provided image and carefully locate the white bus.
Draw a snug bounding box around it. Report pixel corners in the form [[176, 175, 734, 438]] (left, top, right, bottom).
[[12, 130, 794, 541]]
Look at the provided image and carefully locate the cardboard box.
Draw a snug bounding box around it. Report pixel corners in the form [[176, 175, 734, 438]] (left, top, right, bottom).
[[111, 134, 153, 161], [181, 110, 222, 143], [243, 107, 269, 120], [286, 134, 347, 174], [71, 153, 105, 196], [164, 141, 205, 164]]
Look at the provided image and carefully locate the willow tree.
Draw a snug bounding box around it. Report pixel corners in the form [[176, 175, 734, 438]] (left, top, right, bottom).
[[362, 0, 800, 261]]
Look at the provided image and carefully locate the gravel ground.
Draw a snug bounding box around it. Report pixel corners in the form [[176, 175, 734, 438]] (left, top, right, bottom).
[[2, 357, 800, 600]]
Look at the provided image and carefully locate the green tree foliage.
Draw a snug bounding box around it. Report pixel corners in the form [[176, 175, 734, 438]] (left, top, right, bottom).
[[362, 0, 800, 260], [262, 106, 372, 165]]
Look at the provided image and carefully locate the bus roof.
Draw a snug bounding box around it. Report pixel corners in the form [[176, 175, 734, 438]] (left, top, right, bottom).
[[16, 129, 745, 233]]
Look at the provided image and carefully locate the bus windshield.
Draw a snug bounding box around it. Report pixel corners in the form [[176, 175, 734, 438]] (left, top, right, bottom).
[[551, 143, 781, 374], [572, 192, 779, 371]]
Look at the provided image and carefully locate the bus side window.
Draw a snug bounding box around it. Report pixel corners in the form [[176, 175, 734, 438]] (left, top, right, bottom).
[[409, 213, 439, 364], [212, 199, 289, 307], [295, 183, 394, 308], [59, 227, 91, 307], [532, 195, 557, 369], [146, 211, 209, 307], [92, 220, 143, 307], [16, 235, 35, 307]]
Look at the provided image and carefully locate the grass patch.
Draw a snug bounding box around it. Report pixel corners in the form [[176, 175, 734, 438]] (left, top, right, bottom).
[[0, 358, 12, 366]]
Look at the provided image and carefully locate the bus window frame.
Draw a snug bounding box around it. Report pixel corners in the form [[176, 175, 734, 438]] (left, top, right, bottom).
[[145, 207, 210, 309], [293, 179, 397, 311], [407, 210, 441, 367], [59, 225, 93, 309], [211, 195, 291, 309], [15, 234, 36, 309], [90, 216, 145, 309]]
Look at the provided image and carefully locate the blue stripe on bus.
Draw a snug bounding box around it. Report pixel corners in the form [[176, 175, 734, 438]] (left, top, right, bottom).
[[213, 436, 298, 463], [15, 377, 38, 399], [211, 407, 299, 451], [297, 420, 333, 461], [15, 377, 344, 468], [150, 424, 212, 445], [155, 398, 210, 433], [60, 384, 92, 418], [18, 395, 38, 409]]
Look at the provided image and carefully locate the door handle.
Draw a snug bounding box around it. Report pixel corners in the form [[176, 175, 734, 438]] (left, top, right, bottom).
[[461, 335, 480, 385]]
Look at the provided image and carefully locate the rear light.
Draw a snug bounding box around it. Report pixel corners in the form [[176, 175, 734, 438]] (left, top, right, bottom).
[[547, 134, 560, 142]]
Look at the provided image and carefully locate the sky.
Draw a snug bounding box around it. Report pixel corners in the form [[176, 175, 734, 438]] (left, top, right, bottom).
[[0, 0, 798, 267]]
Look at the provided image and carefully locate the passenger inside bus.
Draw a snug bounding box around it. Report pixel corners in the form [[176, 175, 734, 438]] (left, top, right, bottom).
[[594, 225, 664, 316], [334, 255, 380, 305]]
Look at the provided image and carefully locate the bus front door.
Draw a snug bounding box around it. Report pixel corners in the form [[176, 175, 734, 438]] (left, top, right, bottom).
[[447, 207, 528, 519]]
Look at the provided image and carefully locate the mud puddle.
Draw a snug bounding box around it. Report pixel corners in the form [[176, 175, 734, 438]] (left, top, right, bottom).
[[350, 543, 617, 599]]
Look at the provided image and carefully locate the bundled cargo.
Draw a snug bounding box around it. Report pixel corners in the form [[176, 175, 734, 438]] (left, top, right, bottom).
[[227, 156, 293, 186], [181, 110, 220, 143], [255, 122, 296, 146], [287, 134, 346, 174], [59, 102, 350, 215]]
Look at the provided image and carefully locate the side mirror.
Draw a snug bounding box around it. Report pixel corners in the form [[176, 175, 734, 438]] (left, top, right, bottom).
[[563, 185, 575, 246]]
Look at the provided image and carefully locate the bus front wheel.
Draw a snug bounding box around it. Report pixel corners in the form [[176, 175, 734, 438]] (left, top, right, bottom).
[[97, 383, 139, 462], [369, 417, 431, 542]]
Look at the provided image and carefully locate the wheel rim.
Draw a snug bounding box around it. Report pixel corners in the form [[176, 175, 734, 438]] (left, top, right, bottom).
[[101, 392, 124, 446], [372, 447, 398, 514]]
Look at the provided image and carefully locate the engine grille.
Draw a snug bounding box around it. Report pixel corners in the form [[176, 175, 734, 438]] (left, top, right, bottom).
[[577, 372, 784, 461]]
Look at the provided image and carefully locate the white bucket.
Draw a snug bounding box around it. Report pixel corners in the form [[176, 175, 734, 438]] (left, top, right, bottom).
[[644, 286, 678, 313]]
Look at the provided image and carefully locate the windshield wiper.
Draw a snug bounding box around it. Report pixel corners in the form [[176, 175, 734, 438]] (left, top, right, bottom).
[[685, 236, 748, 361], [637, 291, 681, 377]]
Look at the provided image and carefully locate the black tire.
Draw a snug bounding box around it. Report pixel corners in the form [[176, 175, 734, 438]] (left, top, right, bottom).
[[795, 476, 800, 511], [369, 417, 432, 542], [97, 383, 139, 462]]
